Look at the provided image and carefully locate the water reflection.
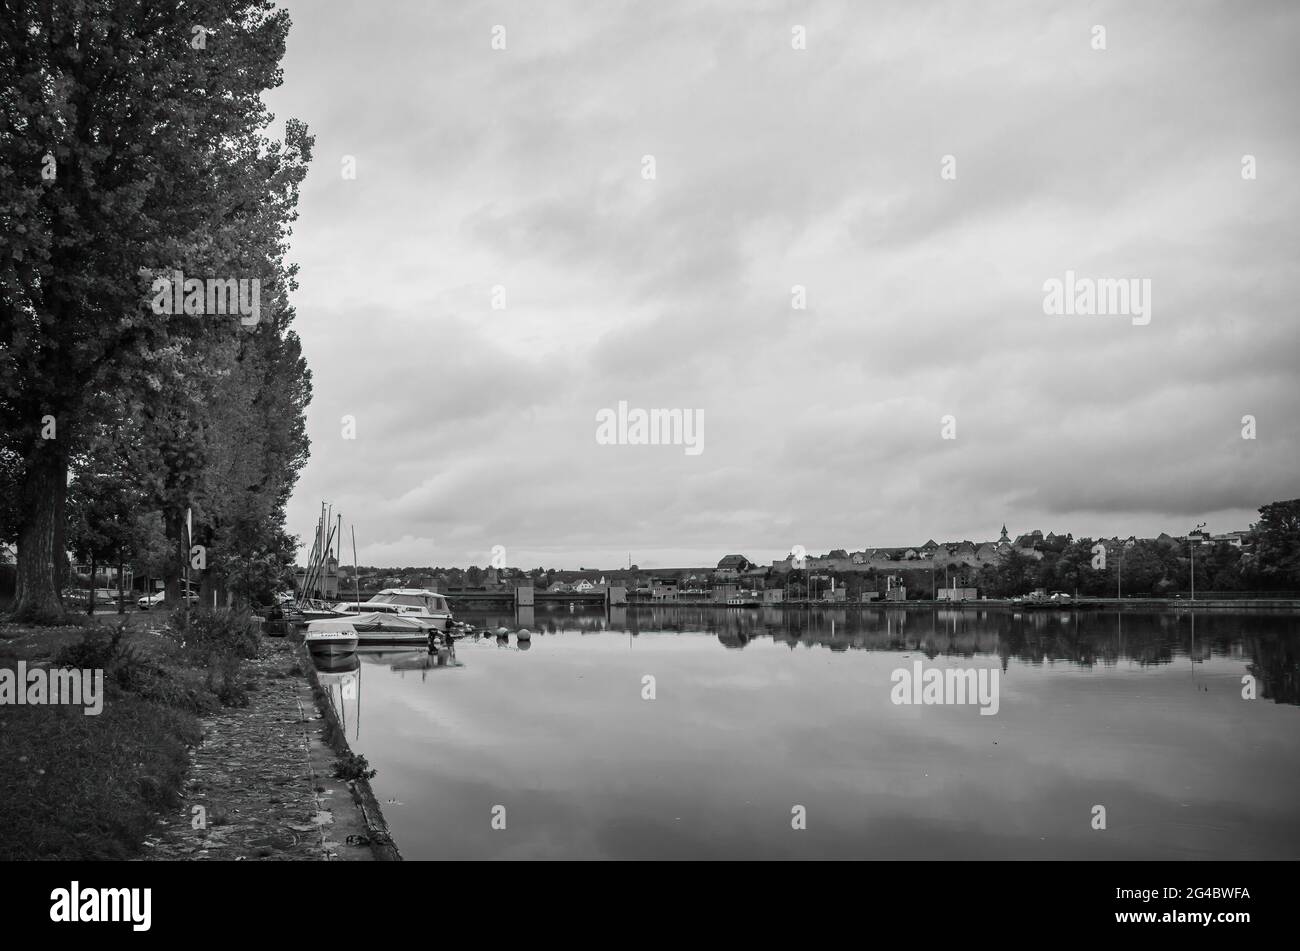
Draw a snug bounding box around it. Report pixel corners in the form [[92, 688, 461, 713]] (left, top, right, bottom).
[[312, 652, 361, 740], [357, 645, 464, 673], [456, 605, 1300, 705], [347, 605, 1300, 859], [311, 643, 466, 738]]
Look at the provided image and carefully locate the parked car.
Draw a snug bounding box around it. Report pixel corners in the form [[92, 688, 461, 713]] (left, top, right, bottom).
[[138, 592, 165, 610], [138, 591, 198, 610]]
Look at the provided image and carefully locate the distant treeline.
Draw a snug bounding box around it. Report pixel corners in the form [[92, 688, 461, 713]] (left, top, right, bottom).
[[346, 499, 1300, 600]]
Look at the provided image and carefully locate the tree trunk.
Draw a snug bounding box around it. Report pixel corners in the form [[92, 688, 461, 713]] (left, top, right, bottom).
[[117, 559, 126, 614], [165, 509, 183, 603], [88, 552, 97, 615], [13, 447, 68, 620], [54, 485, 68, 591]]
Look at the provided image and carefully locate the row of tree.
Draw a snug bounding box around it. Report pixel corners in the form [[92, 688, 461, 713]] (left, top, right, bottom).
[[2, 2, 312, 621], [972, 501, 1300, 597]]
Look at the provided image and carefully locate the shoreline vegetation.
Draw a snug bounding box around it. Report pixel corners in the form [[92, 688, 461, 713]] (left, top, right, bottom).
[[0, 608, 389, 861]]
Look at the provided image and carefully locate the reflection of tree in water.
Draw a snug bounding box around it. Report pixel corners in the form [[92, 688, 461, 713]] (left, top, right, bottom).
[[1244, 634, 1300, 705], [470, 605, 1300, 705], [744, 610, 1294, 692], [717, 629, 749, 649]]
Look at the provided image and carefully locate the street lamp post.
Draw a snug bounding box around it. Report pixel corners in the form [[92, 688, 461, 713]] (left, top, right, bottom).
[[1190, 522, 1206, 602]]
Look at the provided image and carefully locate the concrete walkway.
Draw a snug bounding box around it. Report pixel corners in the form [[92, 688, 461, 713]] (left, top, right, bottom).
[[141, 638, 376, 861]]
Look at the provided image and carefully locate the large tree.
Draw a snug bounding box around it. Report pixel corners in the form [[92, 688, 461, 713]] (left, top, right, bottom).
[[1, 1, 309, 618], [1253, 499, 1300, 588]]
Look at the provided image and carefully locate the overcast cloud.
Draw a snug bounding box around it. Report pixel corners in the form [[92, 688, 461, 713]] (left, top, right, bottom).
[[264, 0, 1300, 569]]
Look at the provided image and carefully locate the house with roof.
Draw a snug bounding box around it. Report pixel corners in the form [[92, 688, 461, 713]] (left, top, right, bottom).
[[651, 578, 679, 601], [1010, 530, 1046, 560], [715, 554, 752, 579], [1212, 531, 1248, 548], [952, 541, 978, 561]]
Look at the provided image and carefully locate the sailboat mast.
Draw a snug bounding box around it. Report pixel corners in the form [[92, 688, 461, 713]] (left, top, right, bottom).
[[352, 526, 361, 607]]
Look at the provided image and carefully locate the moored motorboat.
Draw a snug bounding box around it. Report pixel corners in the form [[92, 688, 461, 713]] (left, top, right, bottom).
[[306, 611, 436, 645], [329, 588, 455, 632], [305, 620, 359, 656]]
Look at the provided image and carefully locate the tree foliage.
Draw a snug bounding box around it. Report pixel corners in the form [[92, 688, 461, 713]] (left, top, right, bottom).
[[1, 1, 311, 620]]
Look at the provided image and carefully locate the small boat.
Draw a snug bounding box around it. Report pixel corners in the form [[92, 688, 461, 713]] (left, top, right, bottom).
[[306, 611, 436, 645], [304, 620, 359, 656]]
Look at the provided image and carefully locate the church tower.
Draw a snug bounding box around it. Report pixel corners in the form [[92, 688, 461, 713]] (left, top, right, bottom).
[[999, 524, 1010, 546]]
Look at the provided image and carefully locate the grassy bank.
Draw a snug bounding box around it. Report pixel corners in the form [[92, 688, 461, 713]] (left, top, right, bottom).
[[0, 610, 261, 860]]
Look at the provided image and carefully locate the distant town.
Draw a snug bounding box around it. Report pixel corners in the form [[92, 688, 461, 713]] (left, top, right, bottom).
[[298, 499, 1300, 605]]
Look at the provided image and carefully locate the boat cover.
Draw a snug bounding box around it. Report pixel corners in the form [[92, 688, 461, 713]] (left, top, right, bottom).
[[307, 612, 434, 634]]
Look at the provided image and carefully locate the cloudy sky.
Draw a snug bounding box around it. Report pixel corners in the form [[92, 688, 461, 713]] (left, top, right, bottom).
[[264, 0, 1299, 570]]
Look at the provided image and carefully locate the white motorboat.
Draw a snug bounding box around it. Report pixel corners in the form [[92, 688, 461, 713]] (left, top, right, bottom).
[[305, 611, 436, 645], [328, 588, 455, 632], [304, 620, 359, 656]]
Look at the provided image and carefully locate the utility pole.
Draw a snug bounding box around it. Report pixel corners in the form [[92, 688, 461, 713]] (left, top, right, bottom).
[[1190, 522, 1206, 602]]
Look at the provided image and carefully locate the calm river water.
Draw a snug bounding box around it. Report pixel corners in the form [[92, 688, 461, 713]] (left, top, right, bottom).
[[314, 605, 1300, 860]]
